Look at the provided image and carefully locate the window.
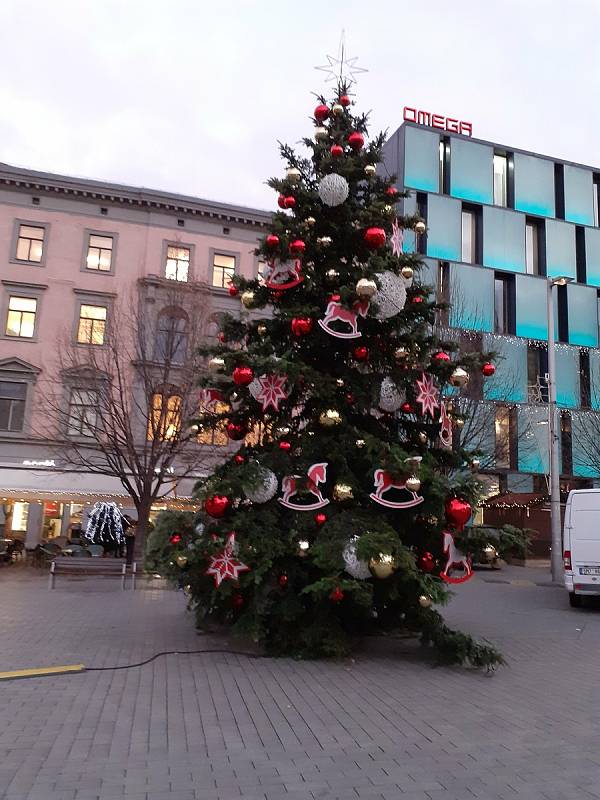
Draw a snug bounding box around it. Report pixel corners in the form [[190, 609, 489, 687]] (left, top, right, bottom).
[[594, 177, 600, 227], [15, 224, 45, 263], [461, 210, 477, 264], [86, 234, 113, 271], [257, 259, 267, 284], [561, 413, 573, 476], [6, 297, 37, 338], [493, 155, 508, 207], [165, 246, 190, 282], [197, 399, 229, 446], [156, 309, 188, 363], [0, 381, 26, 431], [212, 253, 236, 288], [148, 392, 181, 441], [495, 406, 512, 469], [77, 305, 107, 345], [580, 351, 591, 409], [68, 390, 98, 437], [528, 347, 548, 403], [526, 221, 540, 275], [438, 138, 450, 194]]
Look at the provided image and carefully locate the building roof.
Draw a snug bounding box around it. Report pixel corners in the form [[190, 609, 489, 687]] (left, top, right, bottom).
[[0, 161, 272, 228]]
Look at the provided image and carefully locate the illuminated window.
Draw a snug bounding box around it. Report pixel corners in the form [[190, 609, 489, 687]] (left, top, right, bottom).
[[461, 210, 476, 264], [493, 155, 508, 207], [197, 400, 229, 446], [212, 253, 235, 288], [495, 406, 511, 468], [86, 234, 113, 271], [0, 381, 26, 431], [245, 421, 266, 447], [11, 501, 29, 531], [165, 246, 190, 282], [149, 392, 182, 441], [68, 389, 98, 437], [6, 296, 37, 338], [77, 304, 107, 345], [15, 224, 45, 262]]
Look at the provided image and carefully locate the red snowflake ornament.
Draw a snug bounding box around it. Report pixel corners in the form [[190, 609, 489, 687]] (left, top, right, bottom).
[[205, 532, 250, 588], [415, 372, 440, 417], [250, 374, 289, 412]]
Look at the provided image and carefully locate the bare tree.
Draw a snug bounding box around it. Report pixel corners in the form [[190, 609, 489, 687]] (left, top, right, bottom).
[[41, 278, 213, 553]]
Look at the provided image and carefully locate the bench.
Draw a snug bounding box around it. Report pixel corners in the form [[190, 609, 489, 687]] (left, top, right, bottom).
[[48, 557, 137, 590]]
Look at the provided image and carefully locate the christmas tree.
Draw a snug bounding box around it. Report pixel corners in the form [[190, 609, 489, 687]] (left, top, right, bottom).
[[187, 76, 509, 667]]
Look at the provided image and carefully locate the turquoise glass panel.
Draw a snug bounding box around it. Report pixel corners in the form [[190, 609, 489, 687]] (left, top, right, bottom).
[[564, 165, 594, 225], [426, 194, 461, 261], [572, 413, 600, 477], [416, 257, 438, 293], [449, 263, 494, 332], [567, 284, 598, 347], [555, 346, 579, 409], [585, 227, 600, 287], [546, 219, 577, 281], [403, 126, 439, 193], [518, 405, 550, 474], [514, 153, 555, 217], [401, 192, 417, 254], [482, 206, 526, 272], [482, 335, 527, 402], [515, 274, 548, 340], [450, 139, 493, 204], [589, 350, 600, 410]]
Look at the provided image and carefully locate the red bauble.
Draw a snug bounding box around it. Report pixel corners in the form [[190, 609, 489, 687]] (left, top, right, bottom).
[[314, 104, 329, 121], [401, 401, 414, 413], [330, 144, 344, 158], [482, 362, 496, 377], [353, 345, 369, 362], [345, 392, 355, 405], [291, 317, 313, 337], [385, 186, 399, 198], [339, 94, 351, 107], [412, 296, 424, 304], [278, 573, 289, 588], [266, 234, 279, 248], [232, 366, 254, 386], [289, 239, 306, 255], [204, 495, 231, 518], [434, 351, 450, 362], [314, 512, 327, 526], [170, 533, 182, 545], [329, 293, 341, 302], [226, 422, 246, 441], [330, 586, 344, 603], [228, 285, 239, 297], [218, 332, 226, 343], [283, 196, 296, 209], [445, 497, 472, 530], [279, 441, 291, 452], [348, 131, 364, 151], [364, 227, 386, 249], [232, 593, 244, 609], [234, 454, 245, 465], [417, 551, 436, 573], [277, 194, 287, 209]]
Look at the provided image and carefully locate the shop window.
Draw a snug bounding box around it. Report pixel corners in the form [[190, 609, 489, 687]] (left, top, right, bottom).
[[0, 381, 26, 431], [165, 245, 190, 282], [68, 389, 98, 437], [77, 304, 107, 345], [11, 501, 29, 532]]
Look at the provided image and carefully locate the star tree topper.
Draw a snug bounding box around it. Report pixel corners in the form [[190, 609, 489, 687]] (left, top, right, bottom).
[[205, 532, 250, 588], [315, 32, 368, 87], [415, 372, 440, 417]]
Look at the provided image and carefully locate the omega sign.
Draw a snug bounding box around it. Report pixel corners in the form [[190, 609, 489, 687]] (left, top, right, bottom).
[[403, 106, 472, 137]]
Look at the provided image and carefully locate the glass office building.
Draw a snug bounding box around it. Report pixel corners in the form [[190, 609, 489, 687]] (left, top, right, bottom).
[[383, 122, 600, 494]]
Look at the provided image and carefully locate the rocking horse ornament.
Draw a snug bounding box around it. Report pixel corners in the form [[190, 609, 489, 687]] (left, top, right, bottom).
[[369, 469, 424, 509], [318, 299, 369, 339], [279, 462, 329, 511], [439, 400, 453, 448], [263, 257, 304, 291], [440, 529, 473, 584]]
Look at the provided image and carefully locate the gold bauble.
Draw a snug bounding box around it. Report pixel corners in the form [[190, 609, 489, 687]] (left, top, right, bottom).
[[384, 204, 394, 214], [414, 220, 427, 235], [356, 438, 366, 448], [394, 346, 409, 361], [449, 367, 470, 387], [176, 554, 188, 568], [319, 409, 342, 427], [208, 356, 225, 372], [257, 322, 267, 336], [471, 458, 481, 471], [332, 103, 344, 116], [305, 216, 317, 226], [369, 554, 397, 580], [405, 476, 421, 493], [274, 425, 290, 438], [286, 166, 301, 184], [314, 126, 328, 141], [298, 539, 310, 557], [241, 290, 256, 309], [401, 265, 414, 280], [455, 418, 465, 429], [318, 236, 332, 247], [336, 378, 345, 387], [356, 278, 377, 298], [333, 483, 354, 502], [418, 431, 428, 443], [325, 268, 340, 285], [404, 455, 422, 471], [418, 595, 432, 608], [364, 164, 377, 176]]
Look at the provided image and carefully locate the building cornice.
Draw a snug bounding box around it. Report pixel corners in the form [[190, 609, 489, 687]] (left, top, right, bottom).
[[0, 162, 273, 228]]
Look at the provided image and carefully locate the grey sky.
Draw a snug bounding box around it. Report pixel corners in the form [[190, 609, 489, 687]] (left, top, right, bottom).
[[0, 0, 598, 211]]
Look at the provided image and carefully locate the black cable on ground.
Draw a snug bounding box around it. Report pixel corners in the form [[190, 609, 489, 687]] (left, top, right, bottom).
[[85, 649, 266, 671]]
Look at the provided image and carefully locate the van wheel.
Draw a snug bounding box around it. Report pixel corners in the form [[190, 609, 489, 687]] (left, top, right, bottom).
[[569, 592, 582, 608]]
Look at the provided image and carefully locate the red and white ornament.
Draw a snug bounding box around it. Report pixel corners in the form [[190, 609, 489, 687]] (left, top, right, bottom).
[[440, 529, 473, 584], [369, 469, 425, 509], [318, 299, 369, 340], [205, 532, 250, 588], [390, 218, 403, 257], [439, 401, 453, 448], [279, 462, 329, 511], [415, 373, 440, 417], [263, 257, 304, 291], [249, 374, 289, 412]]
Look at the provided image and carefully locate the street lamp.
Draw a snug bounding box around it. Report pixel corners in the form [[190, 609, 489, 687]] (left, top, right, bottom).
[[547, 275, 573, 582]]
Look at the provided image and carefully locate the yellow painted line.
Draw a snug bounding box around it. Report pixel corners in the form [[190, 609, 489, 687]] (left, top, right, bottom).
[[0, 664, 85, 681]]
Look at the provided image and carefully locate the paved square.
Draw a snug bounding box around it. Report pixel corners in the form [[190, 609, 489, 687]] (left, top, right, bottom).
[[1, 565, 599, 800]]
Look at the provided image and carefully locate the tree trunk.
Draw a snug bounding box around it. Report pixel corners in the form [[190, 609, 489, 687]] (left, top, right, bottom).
[[134, 496, 153, 564]]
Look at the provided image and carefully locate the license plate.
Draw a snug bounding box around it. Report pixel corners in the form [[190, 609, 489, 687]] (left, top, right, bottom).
[[579, 567, 600, 575]]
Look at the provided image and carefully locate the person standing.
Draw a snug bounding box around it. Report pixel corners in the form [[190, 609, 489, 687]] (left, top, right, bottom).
[[123, 516, 136, 565]]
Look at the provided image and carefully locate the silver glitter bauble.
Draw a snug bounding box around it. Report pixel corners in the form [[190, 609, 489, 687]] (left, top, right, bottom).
[[245, 468, 278, 504], [379, 378, 404, 413], [318, 174, 350, 207], [372, 271, 407, 320], [342, 535, 372, 580]]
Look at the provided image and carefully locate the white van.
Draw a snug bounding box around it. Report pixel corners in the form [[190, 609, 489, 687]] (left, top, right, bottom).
[[563, 489, 600, 607]]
